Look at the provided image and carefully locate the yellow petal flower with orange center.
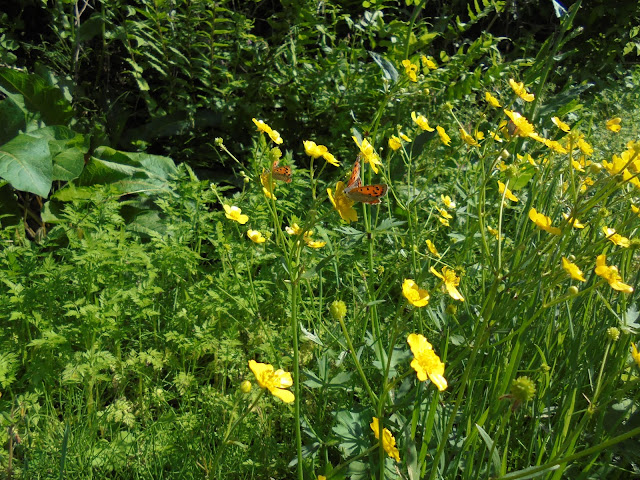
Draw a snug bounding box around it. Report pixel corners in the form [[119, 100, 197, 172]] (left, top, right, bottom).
[[430, 266, 464, 301], [402, 279, 430, 307], [407, 333, 447, 391], [248, 360, 294, 403], [370, 417, 400, 462]]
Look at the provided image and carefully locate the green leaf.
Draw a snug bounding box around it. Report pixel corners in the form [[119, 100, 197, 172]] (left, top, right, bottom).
[[0, 67, 73, 125], [476, 424, 501, 475], [0, 97, 26, 144], [28, 126, 88, 181], [369, 51, 398, 83], [0, 133, 52, 197]]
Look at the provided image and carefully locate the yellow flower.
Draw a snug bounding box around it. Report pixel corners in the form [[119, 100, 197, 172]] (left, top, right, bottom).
[[252, 118, 283, 144], [402, 279, 430, 307], [562, 257, 586, 282], [435, 206, 452, 220], [562, 213, 585, 229], [441, 194, 456, 209], [551, 116, 571, 132], [318, 476, 327, 480], [304, 141, 340, 166], [402, 59, 418, 82], [411, 111, 435, 132], [544, 138, 569, 154], [260, 172, 277, 200], [370, 417, 400, 462], [388, 135, 402, 151], [602, 227, 630, 248], [595, 254, 633, 293], [421, 55, 437, 70], [438, 216, 450, 227], [631, 343, 640, 368], [606, 117, 621, 133], [430, 266, 464, 301], [503, 110, 535, 138], [327, 181, 357, 223], [529, 208, 561, 235], [488, 226, 502, 240], [248, 360, 294, 403], [459, 127, 479, 146], [509, 78, 535, 102], [407, 333, 447, 391], [247, 229, 266, 244], [485, 91, 501, 108], [303, 231, 326, 249], [631, 204, 640, 217], [286, 223, 302, 235], [577, 138, 593, 156], [497, 181, 519, 202], [436, 126, 451, 146], [223, 205, 249, 224], [426, 239, 441, 258], [352, 136, 382, 174]]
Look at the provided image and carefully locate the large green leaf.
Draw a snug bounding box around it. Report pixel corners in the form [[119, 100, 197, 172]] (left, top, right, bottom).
[[0, 67, 73, 126], [0, 97, 26, 144], [28, 126, 88, 181], [77, 147, 177, 194], [0, 133, 52, 197]]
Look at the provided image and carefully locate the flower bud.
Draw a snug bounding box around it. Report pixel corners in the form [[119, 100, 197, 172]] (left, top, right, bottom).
[[567, 286, 579, 296], [329, 300, 347, 321], [606, 327, 620, 341], [510, 376, 536, 404], [240, 380, 252, 394]]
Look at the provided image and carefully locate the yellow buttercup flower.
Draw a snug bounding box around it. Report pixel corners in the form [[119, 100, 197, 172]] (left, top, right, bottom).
[[352, 136, 382, 174], [260, 172, 277, 200], [562, 257, 586, 282], [435, 206, 452, 220], [247, 229, 266, 244], [411, 111, 435, 132], [370, 417, 400, 462], [303, 231, 326, 249], [485, 91, 501, 108], [438, 216, 450, 227], [595, 254, 633, 293], [504, 110, 535, 137], [223, 205, 249, 224], [631, 343, 640, 368], [252, 118, 283, 144], [488, 226, 502, 240], [606, 117, 621, 133], [286, 223, 302, 235], [577, 138, 593, 156], [421, 55, 437, 70], [551, 116, 571, 132], [562, 213, 585, 229], [459, 127, 479, 146], [402, 59, 418, 82], [529, 208, 561, 235], [402, 279, 430, 307], [430, 266, 464, 301], [388, 135, 402, 151], [441, 194, 456, 209], [602, 227, 630, 248], [248, 360, 294, 403], [407, 333, 447, 391], [631, 204, 640, 217], [509, 78, 535, 102], [436, 126, 451, 146], [498, 181, 519, 202], [303, 140, 340, 166], [426, 239, 441, 258], [327, 181, 357, 223]]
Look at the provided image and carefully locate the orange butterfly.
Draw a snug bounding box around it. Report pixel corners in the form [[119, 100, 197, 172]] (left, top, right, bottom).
[[270, 160, 292, 183], [343, 156, 388, 204]]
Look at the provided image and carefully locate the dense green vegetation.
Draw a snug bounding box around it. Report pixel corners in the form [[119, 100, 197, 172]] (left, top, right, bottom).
[[1, 1, 639, 478]]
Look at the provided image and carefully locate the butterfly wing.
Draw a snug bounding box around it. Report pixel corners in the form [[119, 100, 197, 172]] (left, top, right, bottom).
[[271, 160, 292, 183], [344, 184, 388, 204], [345, 156, 362, 191]]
